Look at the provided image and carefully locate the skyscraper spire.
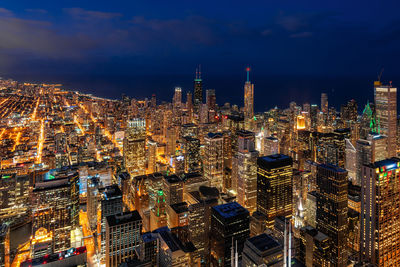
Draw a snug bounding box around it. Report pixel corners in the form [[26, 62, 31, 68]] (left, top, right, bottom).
[[199, 64, 202, 80], [246, 66, 250, 82]]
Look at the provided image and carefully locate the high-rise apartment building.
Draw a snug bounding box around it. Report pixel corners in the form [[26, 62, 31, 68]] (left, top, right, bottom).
[[316, 164, 348, 267], [360, 158, 400, 266], [124, 119, 146, 176], [256, 154, 293, 228], [374, 81, 397, 157]]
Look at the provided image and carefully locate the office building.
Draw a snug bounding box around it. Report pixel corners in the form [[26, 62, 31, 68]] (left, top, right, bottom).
[[101, 185, 123, 258], [374, 81, 397, 157], [203, 133, 224, 190], [124, 119, 146, 176], [257, 154, 293, 228], [106, 211, 142, 267], [210, 202, 250, 266], [316, 164, 348, 267], [360, 158, 400, 266], [32, 168, 79, 252], [299, 226, 331, 267], [321, 93, 328, 114], [235, 130, 259, 213], [244, 67, 254, 122], [194, 67, 203, 113], [0, 224, 9, 267], [242, 233, 283, 267]]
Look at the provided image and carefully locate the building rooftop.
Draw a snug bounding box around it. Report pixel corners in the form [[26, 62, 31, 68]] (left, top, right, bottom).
[[258, 154, 293, 169], [103, 184, 122, 200], [318, 163, 347, 173], [370, 157, 400, 169], [164, 174, 183, 184], [206, 132, 223, 139], [170, 202, 188, 214], [213, 201, 249, 219], [106, 210, 142, 227], [247, 233, 280, 252]]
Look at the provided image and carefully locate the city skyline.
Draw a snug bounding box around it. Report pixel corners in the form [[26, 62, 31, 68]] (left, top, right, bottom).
[[2, 2, 400, 267]]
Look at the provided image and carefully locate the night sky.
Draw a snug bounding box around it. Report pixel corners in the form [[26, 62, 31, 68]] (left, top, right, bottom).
[[1, 1, 400, 110]]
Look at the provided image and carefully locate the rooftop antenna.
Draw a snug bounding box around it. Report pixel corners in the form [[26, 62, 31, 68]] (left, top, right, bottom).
[[246, 66, 251, 82], [378, 67, 384, 82], [195, 67, 198, 80], [199, 64, 202, 80]]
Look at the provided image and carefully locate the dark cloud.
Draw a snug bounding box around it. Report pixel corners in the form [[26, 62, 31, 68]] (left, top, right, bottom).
[[63, 8, 122, 20]]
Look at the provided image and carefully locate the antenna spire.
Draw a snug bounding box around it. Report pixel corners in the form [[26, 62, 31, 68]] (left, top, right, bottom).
[[199, 64, 202, 80], [246, 66, 250, 82]]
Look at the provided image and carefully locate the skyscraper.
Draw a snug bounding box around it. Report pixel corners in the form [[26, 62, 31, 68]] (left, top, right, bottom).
[[244, 67, 254, 121], [32, 169, 79, 252], [173, 87, 182, 109], [101, 185, 123, 259], [194, 66, 203, 113], [206, 89, 216, 112], [321, 93, 328, 114], [105, 211, 142, 267], [235, 130, 259, 214], [203, 133, 224, 190], [210, 202, 250, 267], [374, 81, 397, 157], [360, 158, 400, 266], [124, 119, 146, 176], [316, 164, 348, 267], [256, 154, 293, 228]]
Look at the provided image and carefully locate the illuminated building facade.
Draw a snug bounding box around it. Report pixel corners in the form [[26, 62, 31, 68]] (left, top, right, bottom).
[[316, 164, 348, 267], [263, 136, 279, 156], [256, 154, 293, 228], [150, 189, 167, 231], [361, 158, 400, 266], [321, 93, 328, 114], [0, 224, 9, 267], [296, 115, 306, 130], [235, 130, 259, 213], [186, 190, 218, 265], [244, 67, 254, 122], [203, 133, 224, 190], [183, 137, 201, 173], [105, 211, 142, 267], [32, 169, 78, 252], [163, 174, 183, 206], [374, 81, 397, 157], [210, 202, 250, 267], [299, 226, 331, 267], [101, 185, 123, 258], [124, 119, 146, 176], [173, 87, 182, 109], [194, 67, 203, 114], [147, 139, 157, 174]]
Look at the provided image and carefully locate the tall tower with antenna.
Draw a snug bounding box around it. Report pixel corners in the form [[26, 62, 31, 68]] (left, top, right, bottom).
[[244, 67, 254, 122], [193, 65, 203, 114]]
